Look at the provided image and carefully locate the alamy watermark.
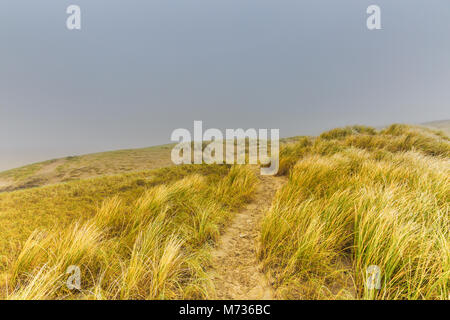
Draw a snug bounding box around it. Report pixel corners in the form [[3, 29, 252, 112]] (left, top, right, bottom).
[[366, 265, 382, 290], [66, 5, 382, 31], [367, 5, 382, 30], [170, 121, 279, 175], [66, 265, 81, 290], [66, 5, 81, 30]]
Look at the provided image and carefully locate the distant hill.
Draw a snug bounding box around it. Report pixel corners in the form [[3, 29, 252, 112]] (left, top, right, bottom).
[[0, 144, 174, 192], [1, 120, 448, 192], [421, 120, 450, 135], [0, 136, 307, 192]]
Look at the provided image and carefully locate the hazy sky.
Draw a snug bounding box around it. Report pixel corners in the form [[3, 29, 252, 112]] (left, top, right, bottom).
[[1, 0, 449, 171]]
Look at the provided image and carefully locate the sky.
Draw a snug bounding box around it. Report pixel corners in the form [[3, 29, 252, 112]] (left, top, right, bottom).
[[0, 0, 449, 171]]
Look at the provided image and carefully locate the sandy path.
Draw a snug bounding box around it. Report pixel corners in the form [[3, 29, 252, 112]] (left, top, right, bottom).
[[210, 173, 286, 300]]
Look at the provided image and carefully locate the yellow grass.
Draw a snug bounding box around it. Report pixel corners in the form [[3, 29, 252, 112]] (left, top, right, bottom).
[[0, 164, 256, 299], [259, 124, 449, 300], [1, 123, 448, 300], [0, 144, 175, 191]]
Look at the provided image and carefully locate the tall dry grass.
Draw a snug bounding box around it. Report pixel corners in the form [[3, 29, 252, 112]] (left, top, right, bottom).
[[260, 125, 449, 300], [2, 165, 256, 300]]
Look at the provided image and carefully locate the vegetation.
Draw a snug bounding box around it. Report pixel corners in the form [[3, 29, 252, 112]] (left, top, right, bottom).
[[0, 144, 175, 192], [0, 123, 448, 300], [0, 137, 299, 192], [259, 124, 449, 299], [0, 164, 256, 299]]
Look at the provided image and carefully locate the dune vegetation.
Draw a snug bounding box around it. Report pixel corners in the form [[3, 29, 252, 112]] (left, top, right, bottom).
[[0, 145, 175, 192], [0, 164, 256, 299], [0, 123, 448, 300], [259, 124, 449, 299]]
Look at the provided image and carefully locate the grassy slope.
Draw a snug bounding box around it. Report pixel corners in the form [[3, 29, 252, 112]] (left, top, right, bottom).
[[0, 122, 448, 300], [0, 144, 175, 192], [0, 136, 303, 193], [422, 119, 450, 136], [0, 164, 257, 299], [0, 120, 447, 191], [260, 124, 449, 299], [0, 165, 230, 261]]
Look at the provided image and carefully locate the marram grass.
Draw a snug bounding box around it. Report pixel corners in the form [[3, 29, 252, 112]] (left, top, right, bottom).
[[1, 124, 448, 300], [1, 165, 256, 300], [259, 124, 449, 300]]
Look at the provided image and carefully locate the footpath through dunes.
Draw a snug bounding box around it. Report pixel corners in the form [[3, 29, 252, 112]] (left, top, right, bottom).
[[210, 171, 286, 299]]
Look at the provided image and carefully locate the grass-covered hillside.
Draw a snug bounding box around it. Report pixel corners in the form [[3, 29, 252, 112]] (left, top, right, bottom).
[[0, 137, 305, 193], [260, 124, 449, 299], [422, 120, 450, 136], [0, 164, 257, 299], [2, 121, 445, 193], [0, 123, 448, 300], [0, 145, 175, 192]]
